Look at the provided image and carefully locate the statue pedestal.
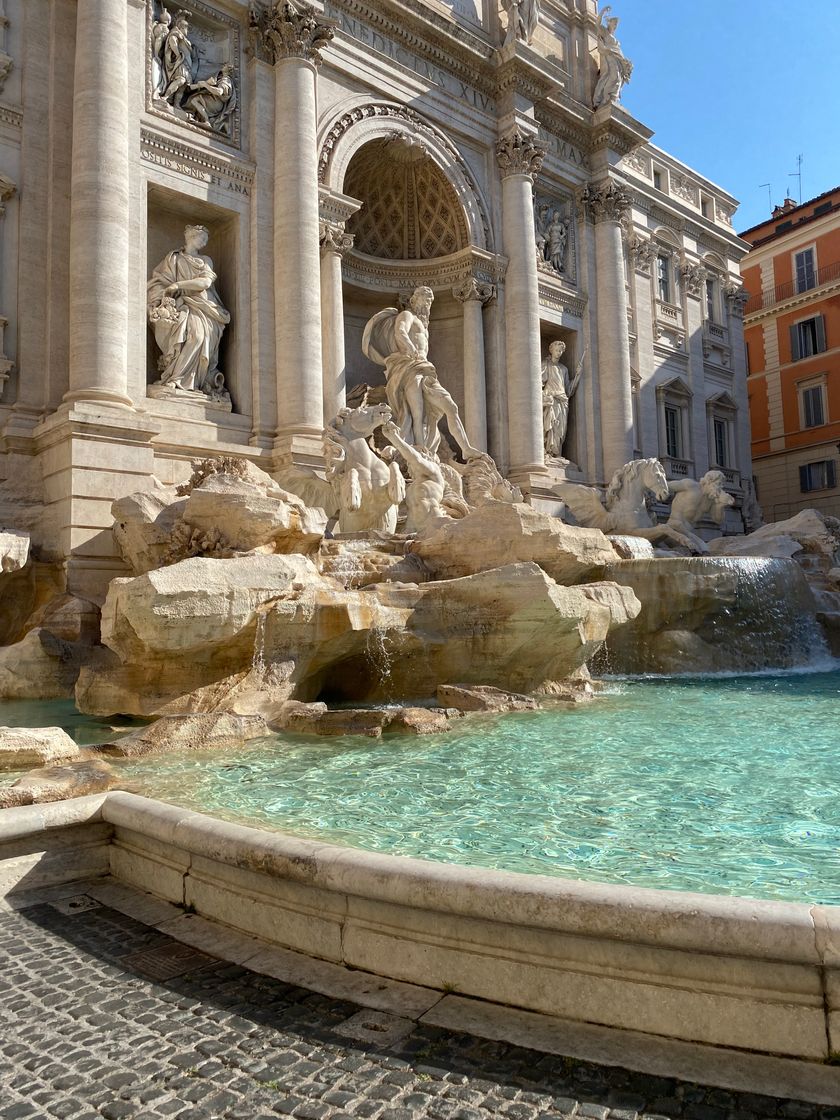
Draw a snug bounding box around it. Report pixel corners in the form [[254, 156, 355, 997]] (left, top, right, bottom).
[[527, 460, 586, 521], [148, 382, 232, 412]]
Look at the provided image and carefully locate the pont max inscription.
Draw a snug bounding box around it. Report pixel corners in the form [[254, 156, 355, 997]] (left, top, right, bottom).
[[325, 4, 495, 114]]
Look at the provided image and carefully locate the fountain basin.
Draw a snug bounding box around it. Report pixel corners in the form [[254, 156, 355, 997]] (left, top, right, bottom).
[[2, 790, 839, 1065]]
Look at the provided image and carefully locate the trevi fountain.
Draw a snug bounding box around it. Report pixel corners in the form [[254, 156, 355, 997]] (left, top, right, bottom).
[[2, 0, 840, 1079]]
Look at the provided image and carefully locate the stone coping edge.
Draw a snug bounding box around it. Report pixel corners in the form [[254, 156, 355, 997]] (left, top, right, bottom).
[[101, 792, 839, 967], [0, 793, 108, 842]]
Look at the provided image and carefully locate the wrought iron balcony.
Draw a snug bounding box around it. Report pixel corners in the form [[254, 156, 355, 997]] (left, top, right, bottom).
[[744, 259, 840, 315]]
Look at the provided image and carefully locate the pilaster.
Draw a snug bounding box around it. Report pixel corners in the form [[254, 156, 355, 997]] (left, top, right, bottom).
[[453, 276, 494, 453], [497, 125, 547, 485], [579, 177, 634, 478], [65, 0, 132, 408], [319, 220, 354, 425]]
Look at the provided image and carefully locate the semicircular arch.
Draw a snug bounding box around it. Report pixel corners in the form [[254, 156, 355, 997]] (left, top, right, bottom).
[[318, 99, 492, 252]]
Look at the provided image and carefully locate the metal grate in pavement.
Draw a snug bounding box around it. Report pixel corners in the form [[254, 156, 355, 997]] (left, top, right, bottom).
[[49, 895, 103, 916], [119, 940, 219, 980]]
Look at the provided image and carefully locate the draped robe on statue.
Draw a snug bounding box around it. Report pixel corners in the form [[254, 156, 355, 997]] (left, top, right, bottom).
[[147, 250, 230, 394]]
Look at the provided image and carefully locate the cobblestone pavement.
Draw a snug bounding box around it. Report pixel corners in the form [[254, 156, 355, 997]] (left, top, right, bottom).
[[0, 897, 834, 1120]]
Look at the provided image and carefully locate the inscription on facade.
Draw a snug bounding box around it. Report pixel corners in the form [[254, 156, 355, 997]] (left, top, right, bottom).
[[324, 4, 494, 113], [538, 128, 588, 170], [141, 138, 252, 196]]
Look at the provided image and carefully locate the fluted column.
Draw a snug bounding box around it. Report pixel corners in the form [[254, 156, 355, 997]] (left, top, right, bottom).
[[319, 221, 353, 425], [253, 2, 334, 441], [453, 277, 494, 452], [496, 128, 546, 480], [65, 0, 131, 407], [580, 179, 634, 478]]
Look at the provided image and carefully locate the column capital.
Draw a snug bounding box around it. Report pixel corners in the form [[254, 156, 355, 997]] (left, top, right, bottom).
[[249, 0, 335, 66], [626, 233, 656, 276], [319, 220, 354, 257], [725, 281, 749, 318], [579, 178, 632, 224], [680, 260, 708, 299], [453, 276, 495, 305], [496, 127, 546, 182], [0, 173, 15, 218]]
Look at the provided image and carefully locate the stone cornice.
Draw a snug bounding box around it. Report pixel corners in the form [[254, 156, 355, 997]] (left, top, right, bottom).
[[343, 245, 506, 290], [630, 191, 748, 260], [589, 104, 652, 160], [324, 0, 496, 97], [538, 276, 588, 319], [0, 103, 21, 129], [140, 128, 256, 184]]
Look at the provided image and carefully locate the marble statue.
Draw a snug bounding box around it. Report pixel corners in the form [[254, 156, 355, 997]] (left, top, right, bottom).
[[362, 287, 482, 463], [185, 63, 237, 136], [592, 5, 632, 109], [501, 0, 539, 46], [381, 420, 451, 533], [324, 404, 406, 534], [147, 224, 231, 406], [150, 6, 172, 99], [666, 471, 735, 553], [534, 202, 549, 262], [741, 477, 764, 534], [161, 9, 195, 111], [541, 340, 582, 460], [546, 210, 568, 273]]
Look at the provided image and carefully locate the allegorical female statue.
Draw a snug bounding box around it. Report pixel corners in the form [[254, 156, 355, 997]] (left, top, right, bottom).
[[147, 224, 231, 407], [592, 5, 632, 109], [541, 339, 583, 460]]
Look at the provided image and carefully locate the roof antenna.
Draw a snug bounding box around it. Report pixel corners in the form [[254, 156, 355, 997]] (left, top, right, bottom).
[[759, 182, 772, 215], [789, 155, 803, 203]]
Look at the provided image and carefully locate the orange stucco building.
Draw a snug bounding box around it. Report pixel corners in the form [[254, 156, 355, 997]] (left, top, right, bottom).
[[741, 188, 840, 519]]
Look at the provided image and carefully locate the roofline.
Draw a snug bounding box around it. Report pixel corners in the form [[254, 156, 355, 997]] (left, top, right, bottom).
[[738, 184, 840, 240]]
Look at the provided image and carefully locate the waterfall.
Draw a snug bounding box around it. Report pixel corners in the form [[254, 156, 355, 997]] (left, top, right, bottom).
[[595, 555, 830, 676], [252, 610, 267, 674]]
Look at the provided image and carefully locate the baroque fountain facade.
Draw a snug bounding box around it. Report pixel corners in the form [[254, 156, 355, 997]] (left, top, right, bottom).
[[3, 0, 840, 1076]]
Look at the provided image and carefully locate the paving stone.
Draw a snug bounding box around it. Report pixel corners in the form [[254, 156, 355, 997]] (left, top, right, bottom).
[[0, 900, 827, 1120]]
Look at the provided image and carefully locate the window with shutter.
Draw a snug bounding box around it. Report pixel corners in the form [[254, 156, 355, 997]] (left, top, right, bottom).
[[795, 248, 816, 293], [802, 384, 825, 428], [793, 316, 828, 360], [800, 460, 837, 492]]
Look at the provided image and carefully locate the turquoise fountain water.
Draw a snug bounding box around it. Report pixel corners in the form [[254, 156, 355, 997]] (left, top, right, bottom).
[[106, 667, 840, 905]]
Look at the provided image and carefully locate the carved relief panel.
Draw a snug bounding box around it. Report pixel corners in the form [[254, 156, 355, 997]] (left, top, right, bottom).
[[147, 1, 241, 148], [533, 187, 576, 285]]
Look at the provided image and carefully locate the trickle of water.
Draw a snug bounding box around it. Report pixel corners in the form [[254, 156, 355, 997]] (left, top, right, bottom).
[[252, 611, 267, 673], [365, 625, 394, 692]]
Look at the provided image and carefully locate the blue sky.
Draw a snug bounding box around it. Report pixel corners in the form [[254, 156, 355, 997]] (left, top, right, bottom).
[[614, 1, 840, 233]]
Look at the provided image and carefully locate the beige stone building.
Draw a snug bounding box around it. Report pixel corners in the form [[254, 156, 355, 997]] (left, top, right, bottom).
[[0, 0, 751, 600]]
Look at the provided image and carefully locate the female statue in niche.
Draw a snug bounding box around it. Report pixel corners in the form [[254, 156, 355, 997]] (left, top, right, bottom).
[[147, 224, 231, 406]]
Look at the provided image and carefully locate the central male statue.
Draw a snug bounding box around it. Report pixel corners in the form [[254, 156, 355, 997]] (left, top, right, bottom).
[[362, 286, 481, 461]]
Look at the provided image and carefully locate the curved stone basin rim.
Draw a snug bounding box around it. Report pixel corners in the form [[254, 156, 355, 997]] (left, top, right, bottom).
[[2, 791, 838, 1063]]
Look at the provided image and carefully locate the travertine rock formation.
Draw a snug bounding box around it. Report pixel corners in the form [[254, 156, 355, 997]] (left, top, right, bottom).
[[411, 501, 618, 583], [104, 712, 271, 758], [75, 553, 640, 717], [0, 759, 117, 808], [0, 726, 81, 770]]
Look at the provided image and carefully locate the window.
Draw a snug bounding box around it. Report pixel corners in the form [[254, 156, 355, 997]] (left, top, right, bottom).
[[656, 253, 672, 303], [712, 418, 728, 467], [815, 202, 832, 217], [800, 381, 826, 428], [800, 460, 837, 493], [653, 169, 663, 191], [705, 277, 716, 322], [745, 341, 751, 375], [794, 248, 816, 293], [664, 406, 681, 458], [790, 315, 827, 360], [701, 196, 712, 220]]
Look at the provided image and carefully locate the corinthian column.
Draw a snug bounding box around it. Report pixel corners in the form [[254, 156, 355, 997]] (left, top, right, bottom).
[[65, 0, 131, 407], [319, 221, 353, 424], [496, 128, 546, 481], [253, 2, 334, 446], [453, 276, 494, 453], [580, 179, 634, 478]]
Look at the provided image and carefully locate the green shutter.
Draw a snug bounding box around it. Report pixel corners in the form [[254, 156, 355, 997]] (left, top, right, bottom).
[[790, 324, 801, 361], [815, 315, 827, 353], [799, 464, 809, 492]]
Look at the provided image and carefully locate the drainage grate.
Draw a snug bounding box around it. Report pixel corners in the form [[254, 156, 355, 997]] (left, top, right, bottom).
[[119, 941, 219, 981], [333, 1009, 417, 1047], [49, 895, 102, 916]]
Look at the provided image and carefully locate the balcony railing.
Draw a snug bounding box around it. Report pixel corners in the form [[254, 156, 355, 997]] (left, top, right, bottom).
[[745, 259, 840, 315], [661, 456, 692, 479]]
